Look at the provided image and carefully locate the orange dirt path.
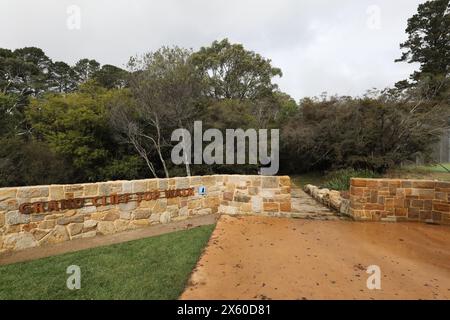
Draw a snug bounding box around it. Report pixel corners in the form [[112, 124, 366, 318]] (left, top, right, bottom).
[[181, 215, 450, 300]]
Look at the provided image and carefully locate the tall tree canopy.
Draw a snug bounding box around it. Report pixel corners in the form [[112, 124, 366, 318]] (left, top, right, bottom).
[[396, 0, 449, 97], [93, 64, 128, 89], [191, 38, 282, 100], [73, 58, 100, 83]]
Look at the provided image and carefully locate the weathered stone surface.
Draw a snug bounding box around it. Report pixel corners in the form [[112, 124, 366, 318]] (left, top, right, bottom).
[[179, 206, 188, 216], [274, 194, 291, 202], [31, 229, 51, 241], [5, 224, 20, 234], [40, 225, 69, 245], [64, 184, 84, 194], [260, 189, 276, 198], [103, 211, 119, 221], [4, 232, 37, 250], [188, 199, 201, 210], [131, 219, 150, 227], [202, 176, 216, 187], [21, 222, 37, 232], [96, 205, 113, 212], [198, 208, 212, 215], [147, 180, 158, 190], [67, 223, 83, 237], [167, 205, 179, 216], [17, 187, 49, 199], [84, 184, 98, 196], [190, 176, 202, 185], [279, 176, 290, 187], [160, 212, 171, 224], [132, 180, 147, 193], [109, 182, 123, 194], [175, 177, 189, 188], [0, 198, 18, 211], [153, 199, 167, 213], [31, 214, 46, 222], [340, 199, 350, 215], [240, 203, 252, 212], [64, 210, 77, 217], [57, 215, 84, 225], [98, 183, 112, 196], [83, 220, 98, 232], [90, 212, 106, 221], [252, 197, 262, 213], [133, 208, 151, 219], [203, 196, 221, 208], [149, 213, 160, 223], [262, 176, 278, 189], [0, 188, 17, 201], [219, 205, 238, 215], [114, 219, 130, 232], [122, 181, 133, 193], [82, 231, 97, 238], [78, 206, 97, 214], [280, 202, 291, 212], [97, 221, 116, 235], [234, 192, 251, 203], [263, 202, 279, 212], [6, 211, 30, 225], [167, 197, 180, 206], [250, 176, 261, 187], [118, 202, 137, 212], [158, 179, 168, 190], [49, 186, 64, 200], [119, 210, 132, 220], [0, 211, 5, 227]]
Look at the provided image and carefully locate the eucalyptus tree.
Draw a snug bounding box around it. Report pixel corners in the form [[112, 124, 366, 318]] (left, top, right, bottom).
[[111, 47, 205, 178]]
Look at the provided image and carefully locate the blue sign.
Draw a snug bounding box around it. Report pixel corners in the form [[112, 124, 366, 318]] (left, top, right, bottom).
[[198, 186, 206, 195]]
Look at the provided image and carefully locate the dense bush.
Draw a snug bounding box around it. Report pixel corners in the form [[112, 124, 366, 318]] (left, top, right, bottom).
[[1, 2, 449, 187], [280, 94, 448, 174]]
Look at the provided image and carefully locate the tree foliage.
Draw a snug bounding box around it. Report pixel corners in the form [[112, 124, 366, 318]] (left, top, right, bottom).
[[0, 3, 448, 188], [396, 0, 449, 98], [191, 38, 282, 100], [26, 82, 144, 182]]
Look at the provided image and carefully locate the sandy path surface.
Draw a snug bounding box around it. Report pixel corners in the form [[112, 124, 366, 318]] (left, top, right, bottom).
[[181, 215, 450, 300]]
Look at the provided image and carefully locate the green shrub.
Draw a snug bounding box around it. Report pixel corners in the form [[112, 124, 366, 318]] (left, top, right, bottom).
[[323, 168, 380, 191]]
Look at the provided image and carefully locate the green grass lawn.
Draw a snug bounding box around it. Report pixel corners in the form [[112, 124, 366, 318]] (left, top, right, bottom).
[[385, 163, 450, 181], [0, 225, 214, 300], [401, 163, 450, 173]]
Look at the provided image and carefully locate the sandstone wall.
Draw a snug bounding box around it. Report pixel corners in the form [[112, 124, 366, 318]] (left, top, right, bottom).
[[0, 175, 291, 253], [303, 184, 350, 216], [350, 178, 450, 225]]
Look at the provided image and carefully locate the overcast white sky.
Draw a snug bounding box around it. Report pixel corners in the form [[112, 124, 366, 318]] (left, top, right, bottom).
[[0, 0, 424, 100]]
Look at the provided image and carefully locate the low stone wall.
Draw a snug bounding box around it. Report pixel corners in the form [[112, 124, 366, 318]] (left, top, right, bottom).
[[350, 178, 450, 225], [0, 175, 291, 253], [303, 184, 350, 216]]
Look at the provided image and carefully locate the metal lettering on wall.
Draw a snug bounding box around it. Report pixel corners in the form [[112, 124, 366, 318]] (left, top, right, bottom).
[[19, 188, 195, 215]]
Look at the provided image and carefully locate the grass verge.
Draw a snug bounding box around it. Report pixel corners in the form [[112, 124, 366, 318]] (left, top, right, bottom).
[[0, 224, 214, 300], [291, 164, 450, 191]]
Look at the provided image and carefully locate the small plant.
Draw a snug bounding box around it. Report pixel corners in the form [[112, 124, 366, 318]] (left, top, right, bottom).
[[323, 168, 380, 191]]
